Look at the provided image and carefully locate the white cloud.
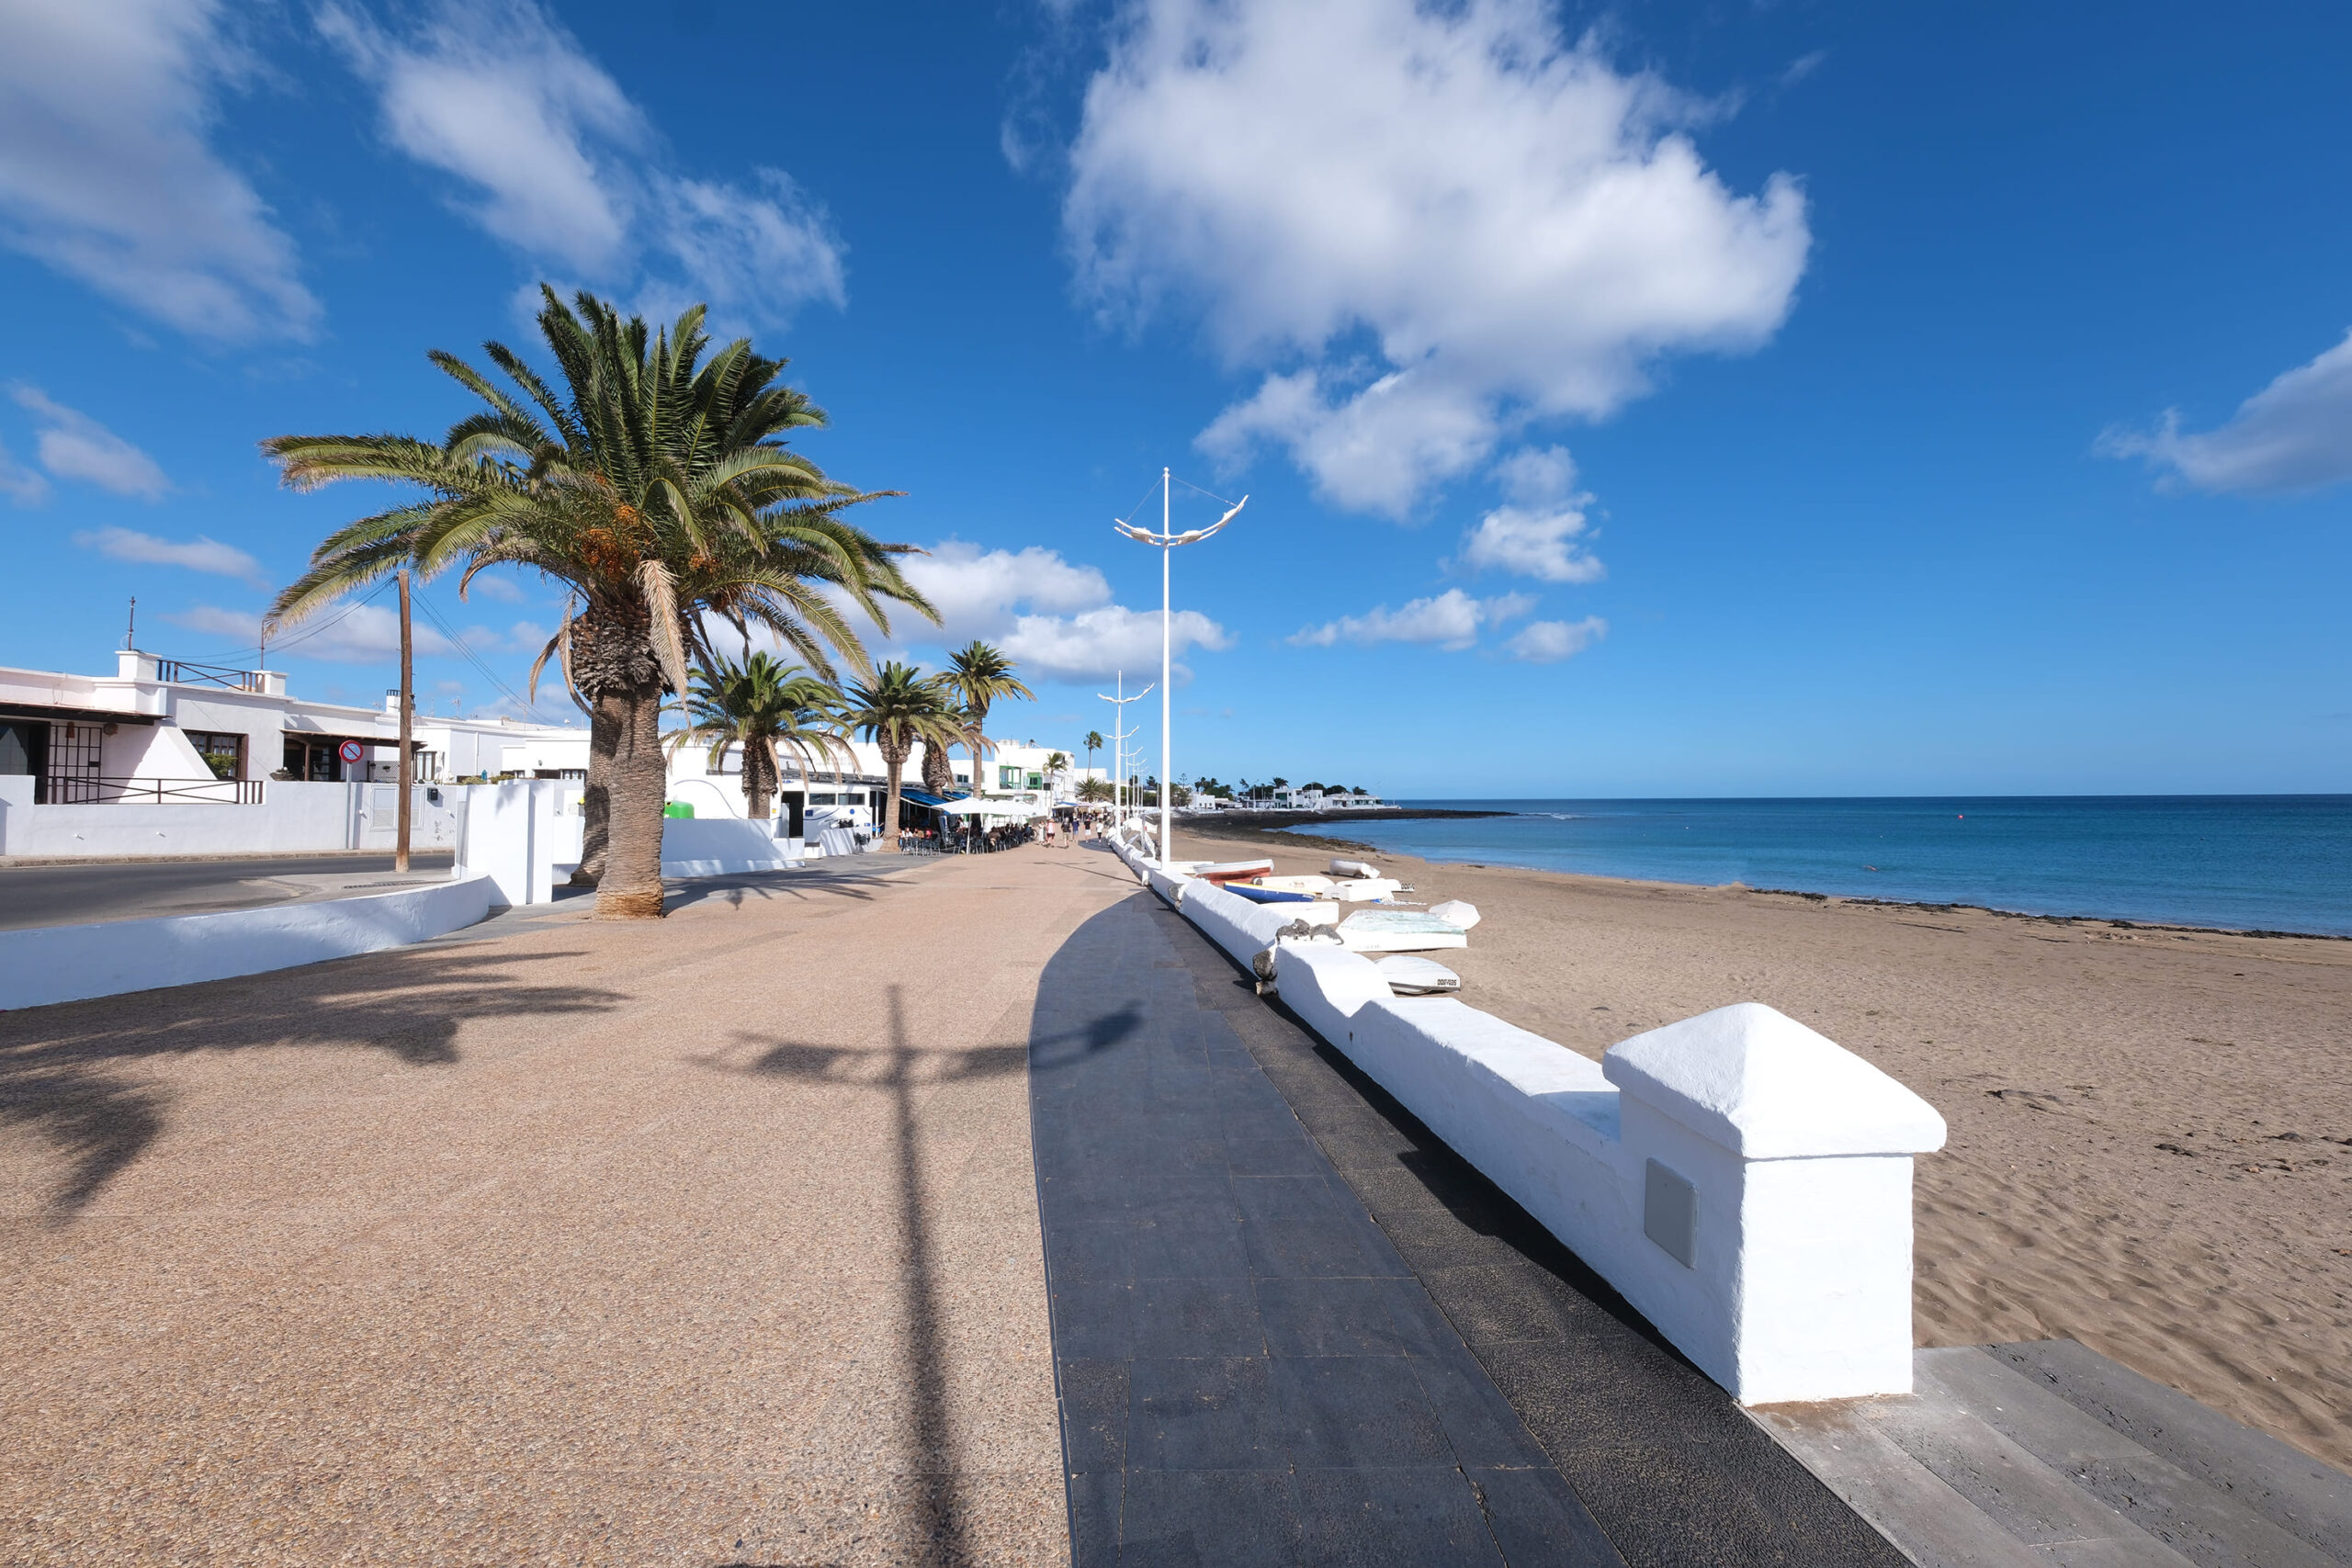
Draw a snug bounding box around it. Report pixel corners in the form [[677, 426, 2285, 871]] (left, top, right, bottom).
[[1065, 0, 1809, 515], [465, 572, 528, 603], [1459, 445, 1604, 582], [0, 0, 318, 340], [75, 525, 264, 585], [1290, 588, 1532, 652], [899, 540, 1113, 640], [1505, 615, 1607, 663], [11, 387, 169, 499], [0, 438, 46, 504], [171, 603, 456, 663], [322, 0, 844, 325], [823, 538, 1224, 686], [2100, 329, 2352, 493], [1001, 604, 1230, 683]]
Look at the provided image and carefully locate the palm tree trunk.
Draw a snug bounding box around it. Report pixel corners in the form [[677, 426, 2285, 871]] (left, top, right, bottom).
[[744, 739, 775, 823], [571, 701, 616, 886], [593, 684, 669, 918], [967, 700, 989, 795], [569, 598, 670, 919], [876, 733, 911, 850]]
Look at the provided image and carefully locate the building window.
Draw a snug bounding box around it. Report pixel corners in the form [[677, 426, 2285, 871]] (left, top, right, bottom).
[[0, 720, 47, 802], [999, 764, 1022, 789], [47, 721, 104, 802], [186, 730, 245, 781]]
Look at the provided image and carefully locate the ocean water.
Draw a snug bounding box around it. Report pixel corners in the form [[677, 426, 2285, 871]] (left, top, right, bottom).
[[1285, 796, 2352, 937]]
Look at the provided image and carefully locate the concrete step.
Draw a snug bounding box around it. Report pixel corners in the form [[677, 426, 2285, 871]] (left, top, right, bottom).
[[1751, 1341, 2350, 1568]]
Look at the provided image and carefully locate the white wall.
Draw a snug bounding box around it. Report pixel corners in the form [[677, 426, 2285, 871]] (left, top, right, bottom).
[[1116, 838, 1947, 1406], [660, 817, 796, 876], [0, 874, 497, 1010], [0, 781, 467, 859]]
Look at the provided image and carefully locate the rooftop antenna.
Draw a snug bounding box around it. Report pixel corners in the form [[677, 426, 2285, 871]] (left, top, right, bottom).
[[124, 597, 136, 652]]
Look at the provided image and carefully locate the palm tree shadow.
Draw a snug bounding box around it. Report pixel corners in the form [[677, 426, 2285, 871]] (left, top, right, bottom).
[[0, 945, 628, 1223], [661, 872, 886, 915]]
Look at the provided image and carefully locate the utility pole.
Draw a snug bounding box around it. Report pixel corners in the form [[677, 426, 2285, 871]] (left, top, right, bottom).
[[395, 567, 413, 873]]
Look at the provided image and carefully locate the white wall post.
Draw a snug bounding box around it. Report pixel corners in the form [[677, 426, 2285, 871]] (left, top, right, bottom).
[[1261, 929, 1947, 1407], [0, 773, 31, 853], [457, 780, 555, 908], [1602, 1003, 1947, 1404]]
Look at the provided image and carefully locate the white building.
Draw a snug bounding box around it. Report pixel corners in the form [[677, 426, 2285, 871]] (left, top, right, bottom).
[[0, 649, 1108, 849], [0, 650, 589, 804]]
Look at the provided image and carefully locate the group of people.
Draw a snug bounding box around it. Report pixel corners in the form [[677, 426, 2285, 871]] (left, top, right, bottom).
[[894, 810, 1096, 855]]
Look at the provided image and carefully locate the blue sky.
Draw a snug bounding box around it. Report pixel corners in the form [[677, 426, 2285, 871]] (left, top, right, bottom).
[[1, 0, 2347, 797]]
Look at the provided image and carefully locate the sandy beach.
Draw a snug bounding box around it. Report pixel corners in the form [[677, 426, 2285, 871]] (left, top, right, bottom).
[[1175, 819, 2352, 1473]]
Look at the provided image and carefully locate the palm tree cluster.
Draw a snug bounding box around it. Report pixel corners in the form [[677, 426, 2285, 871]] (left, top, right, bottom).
[[665, 640, 1044, 850], [667, 652, 854, 822], [263, 286, 936, 917]]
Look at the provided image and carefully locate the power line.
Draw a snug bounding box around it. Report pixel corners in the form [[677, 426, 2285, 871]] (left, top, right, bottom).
[[409, 592, 566, 723]]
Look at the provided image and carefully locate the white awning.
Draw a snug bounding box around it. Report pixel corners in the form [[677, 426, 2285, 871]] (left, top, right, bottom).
[[935, 795, 1044, 818]]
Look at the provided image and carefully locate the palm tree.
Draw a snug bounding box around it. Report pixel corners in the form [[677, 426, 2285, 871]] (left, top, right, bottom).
[[1045, 751, 1069, 793], [1083, 729, 1102, 785], [839, 661, 962, 849], [916, 734, 956, 795], [261, 287, 934, 919], [1078, 776, 1114, 803], [943, 640, 1033, 795], [667, 653, 852, 822]]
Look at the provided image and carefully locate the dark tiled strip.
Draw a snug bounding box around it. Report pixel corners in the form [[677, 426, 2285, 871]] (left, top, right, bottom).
[[1031, 888, 1906, 1567], [1031, 894, 1617, 1565]]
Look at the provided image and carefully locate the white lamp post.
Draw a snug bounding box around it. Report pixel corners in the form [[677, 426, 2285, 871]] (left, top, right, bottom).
[[1116, 468, 1244, 863], [1095, 672, 1150, 833]]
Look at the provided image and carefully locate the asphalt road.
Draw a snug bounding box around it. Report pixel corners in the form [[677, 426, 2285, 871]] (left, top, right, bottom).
[[0, 852, 458, 931]]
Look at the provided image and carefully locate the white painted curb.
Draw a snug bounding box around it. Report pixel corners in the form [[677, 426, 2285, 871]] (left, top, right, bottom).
[[0, 874, 499, 1011]]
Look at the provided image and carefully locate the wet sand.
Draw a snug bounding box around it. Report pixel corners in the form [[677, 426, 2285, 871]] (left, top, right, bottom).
[[1176, 821, 2352, 1472]]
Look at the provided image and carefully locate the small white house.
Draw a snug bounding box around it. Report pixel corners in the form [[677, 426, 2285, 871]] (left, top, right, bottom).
[[0, 650, 588, 802]]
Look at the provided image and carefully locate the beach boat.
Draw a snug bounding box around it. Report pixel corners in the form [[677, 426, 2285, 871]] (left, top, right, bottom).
[[1374, 955, 1461, 995], [1193, 858, 1276, 884], [1223, 884, 1341, 924], [1244, 874, 1336, 895], [1225, 884, 1316, 904], [1329, 858, 1381, 879], [1334, 908, 1468, 952], [1327, 878, 1403, 903]]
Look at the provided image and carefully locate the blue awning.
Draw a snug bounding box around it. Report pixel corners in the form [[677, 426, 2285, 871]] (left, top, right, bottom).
[[900, 787, 969, 807]]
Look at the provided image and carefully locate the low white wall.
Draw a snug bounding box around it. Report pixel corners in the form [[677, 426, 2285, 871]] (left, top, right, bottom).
[[1128, 841, 1947, 1406], [0, 874, 497, 1010], [660, 816, 797, 876], [0, 779, 467, 859]]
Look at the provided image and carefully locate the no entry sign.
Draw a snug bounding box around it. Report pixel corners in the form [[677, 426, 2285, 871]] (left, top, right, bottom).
[[337, 739, 366, 764]]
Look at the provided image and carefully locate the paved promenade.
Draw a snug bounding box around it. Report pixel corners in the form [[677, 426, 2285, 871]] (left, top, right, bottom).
[[1033, 886, 1899, 1568], [4, 841, 1908, 1565], [1, 849, 1133, 1564]]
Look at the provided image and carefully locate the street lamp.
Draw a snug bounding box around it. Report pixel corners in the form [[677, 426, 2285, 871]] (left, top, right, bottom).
[[1095, 672, 1150, 833], [1115, 468, 1244, 863]]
